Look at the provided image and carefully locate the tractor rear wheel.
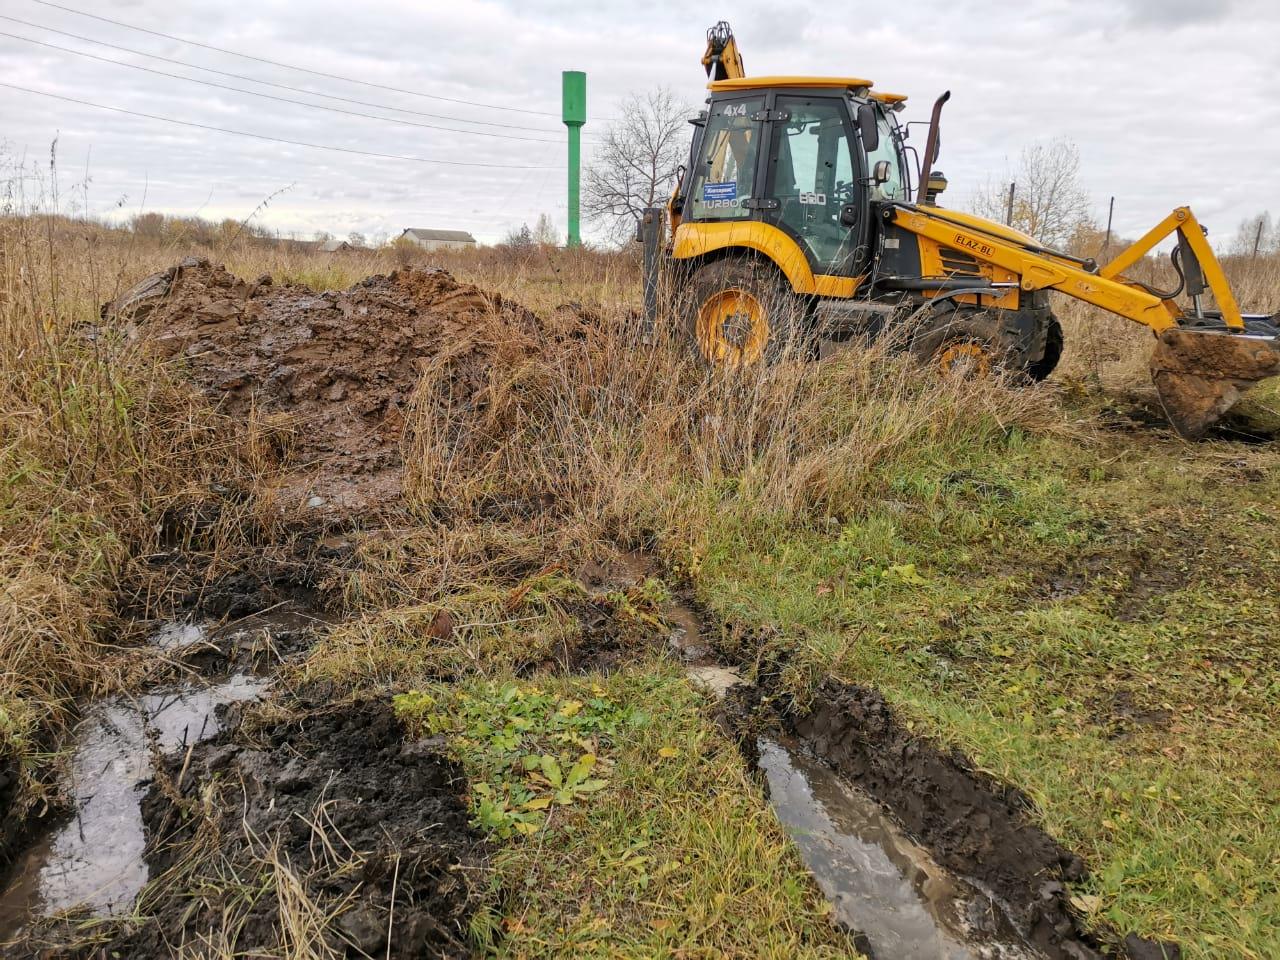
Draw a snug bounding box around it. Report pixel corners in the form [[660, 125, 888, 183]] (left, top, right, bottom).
[[935, 337, 998, 379], [912, 305, 1062, 381], [1026, 317, 1064, 382], [680, 258, 809, 366], [911, 307, 1008, 378]]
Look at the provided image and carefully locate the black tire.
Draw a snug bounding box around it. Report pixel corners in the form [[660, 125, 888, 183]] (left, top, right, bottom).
[[909, 306, 1004, 376], [679, 258, 809, 365], [1026, 317, 1064, 382]]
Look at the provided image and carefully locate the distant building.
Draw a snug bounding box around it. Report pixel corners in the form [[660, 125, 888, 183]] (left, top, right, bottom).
[[399, 228, 477, 251], [319, 239, 354, 253]]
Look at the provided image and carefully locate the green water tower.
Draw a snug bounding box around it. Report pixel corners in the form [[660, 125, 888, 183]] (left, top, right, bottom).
[[562, 70, 586, 247]]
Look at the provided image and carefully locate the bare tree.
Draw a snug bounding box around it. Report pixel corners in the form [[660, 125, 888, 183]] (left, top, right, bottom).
[[970, 138, 1093, 249], [501, 223, 534, 249], [584, 87, 691, 245], [533, 213, 560, 247], [1231, 212, 1275, 256]]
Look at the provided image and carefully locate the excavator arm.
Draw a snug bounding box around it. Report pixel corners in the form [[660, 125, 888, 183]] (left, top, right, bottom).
[[665, 22, 746, 234], [891, 203, 1280, 436], [702, 21, 745, 81]]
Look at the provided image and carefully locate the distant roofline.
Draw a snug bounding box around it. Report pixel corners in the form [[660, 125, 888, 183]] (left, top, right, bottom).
[[401, 227, 477, 242]]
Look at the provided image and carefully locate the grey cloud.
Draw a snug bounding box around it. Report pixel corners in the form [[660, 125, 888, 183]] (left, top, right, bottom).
[[1120, 0, 1235, 26], [2, 0, 1277, 250]]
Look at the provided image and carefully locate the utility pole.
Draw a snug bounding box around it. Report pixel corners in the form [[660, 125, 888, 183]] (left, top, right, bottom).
[[1253, 219, 1265, 259], [1004, 182, 1016, 227], [562, 71, 586, 248], [1103, 196, 1115, 253]]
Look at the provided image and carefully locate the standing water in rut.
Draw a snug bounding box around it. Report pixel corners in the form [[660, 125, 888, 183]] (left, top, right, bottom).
[[0, 605, 310, 941], [669, 597, 1040, 959], [757, 737, 1040, 960], [0, 674, 268, 936]]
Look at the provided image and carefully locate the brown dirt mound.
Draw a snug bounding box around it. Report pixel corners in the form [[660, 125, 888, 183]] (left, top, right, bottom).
[[107, 259, 565, 511]]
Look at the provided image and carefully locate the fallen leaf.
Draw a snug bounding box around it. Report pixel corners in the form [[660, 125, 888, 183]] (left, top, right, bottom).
[[427, 609, 455, 640], [1070, 894, 1102, 914]]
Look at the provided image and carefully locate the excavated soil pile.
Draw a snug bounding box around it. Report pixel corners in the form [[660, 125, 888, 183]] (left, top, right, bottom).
[[107, 258, 572, 510], [97, 698, 484, 959]]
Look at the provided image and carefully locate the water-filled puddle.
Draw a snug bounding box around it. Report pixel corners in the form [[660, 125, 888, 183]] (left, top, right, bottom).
[[663, 596, 1038, 958], [758, 736, 1039, 959], [148, 620, 208, 650], [0, 674, 267, 935]]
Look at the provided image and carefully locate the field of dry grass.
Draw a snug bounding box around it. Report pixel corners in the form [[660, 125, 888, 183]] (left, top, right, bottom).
[[2, 211, 1278, 958]]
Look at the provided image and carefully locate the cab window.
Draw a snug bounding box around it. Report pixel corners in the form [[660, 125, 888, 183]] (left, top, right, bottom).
[[688, 97, 764, 220], [766, 96, 858, 268], [865, 107, 906, 201]]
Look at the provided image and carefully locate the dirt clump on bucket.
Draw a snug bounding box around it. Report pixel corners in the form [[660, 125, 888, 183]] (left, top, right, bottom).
[[107, 259, 569, 512]]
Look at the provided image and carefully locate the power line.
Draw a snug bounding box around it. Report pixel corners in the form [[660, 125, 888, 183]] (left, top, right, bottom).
[[0, 14, 573, 136], [0, 29, 565, 144], [33, 0, 563, 118], [0, 82, 559, 169]]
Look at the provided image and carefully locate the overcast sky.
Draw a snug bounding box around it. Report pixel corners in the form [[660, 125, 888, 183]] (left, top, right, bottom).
[[1, 0, 1276, 246]]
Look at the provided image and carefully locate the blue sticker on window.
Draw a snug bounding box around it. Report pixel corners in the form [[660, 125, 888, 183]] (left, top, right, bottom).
[[702, 181, 738, 202]]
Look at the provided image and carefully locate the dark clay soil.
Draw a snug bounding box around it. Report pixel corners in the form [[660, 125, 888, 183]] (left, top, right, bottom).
[[106, 259, 583, 512], [65, 698, 485, 959], [785, 682, 1179, 960]]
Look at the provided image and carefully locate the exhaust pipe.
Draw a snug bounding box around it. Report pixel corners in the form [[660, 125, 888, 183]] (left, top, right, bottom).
[[916, 91, 951, 205]]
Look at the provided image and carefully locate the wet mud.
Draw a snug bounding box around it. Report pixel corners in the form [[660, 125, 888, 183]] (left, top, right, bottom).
[[0, 676, 268, 936], [107, 259, 589, 512], [786, 682, 1179, 960], [2, 688, 484, 960], [759, 735, 1037, 960], [96, 698, 484, 960], [0, 601, 338, 955], [667, 602, 1040, 958]]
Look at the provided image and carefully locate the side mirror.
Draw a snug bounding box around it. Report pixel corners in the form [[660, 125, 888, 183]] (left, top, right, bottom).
[[857, 103, 879, 152], [873, 160, 892, 184]]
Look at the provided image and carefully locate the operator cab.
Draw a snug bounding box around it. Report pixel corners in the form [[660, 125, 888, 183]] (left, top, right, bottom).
[[681, 77, 914, 280]]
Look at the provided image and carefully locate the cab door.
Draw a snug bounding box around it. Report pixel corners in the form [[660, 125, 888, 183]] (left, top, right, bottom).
[[761, 95, 866, 278]]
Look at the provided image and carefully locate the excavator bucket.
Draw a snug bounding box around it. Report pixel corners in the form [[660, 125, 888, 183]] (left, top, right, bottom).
[[1149, 326, 1280, 438]]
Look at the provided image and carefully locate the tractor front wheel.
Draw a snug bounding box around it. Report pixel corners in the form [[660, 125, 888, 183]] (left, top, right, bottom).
[[680, 259, 808, 366]]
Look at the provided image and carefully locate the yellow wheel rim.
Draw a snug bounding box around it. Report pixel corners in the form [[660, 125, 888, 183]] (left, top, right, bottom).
[[697, 288, 769, 366], [938, 341, 992, 379]]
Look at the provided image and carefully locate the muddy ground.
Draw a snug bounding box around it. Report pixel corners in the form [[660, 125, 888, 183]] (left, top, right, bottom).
[[724, 675, 1181, 959], [2, 261, 1198, 957], [1, 586, 487, 960], [795, 684, 1100, 959], [106, 258, 585, 511], [114, 698, 482, 960]]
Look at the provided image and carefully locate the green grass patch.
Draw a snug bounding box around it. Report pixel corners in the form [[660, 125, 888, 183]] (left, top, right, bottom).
[[397, 666, 860, 959], [690, 431, 1280, 958]]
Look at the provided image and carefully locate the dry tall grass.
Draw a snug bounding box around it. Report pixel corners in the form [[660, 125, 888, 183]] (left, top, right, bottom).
[[4, 205, 1276, 814], [0, 215, 277, 811], [406, 304, 1059, 536]]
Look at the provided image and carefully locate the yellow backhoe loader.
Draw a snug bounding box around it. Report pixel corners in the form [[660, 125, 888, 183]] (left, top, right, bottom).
[[641, 21, 1280, 437]]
